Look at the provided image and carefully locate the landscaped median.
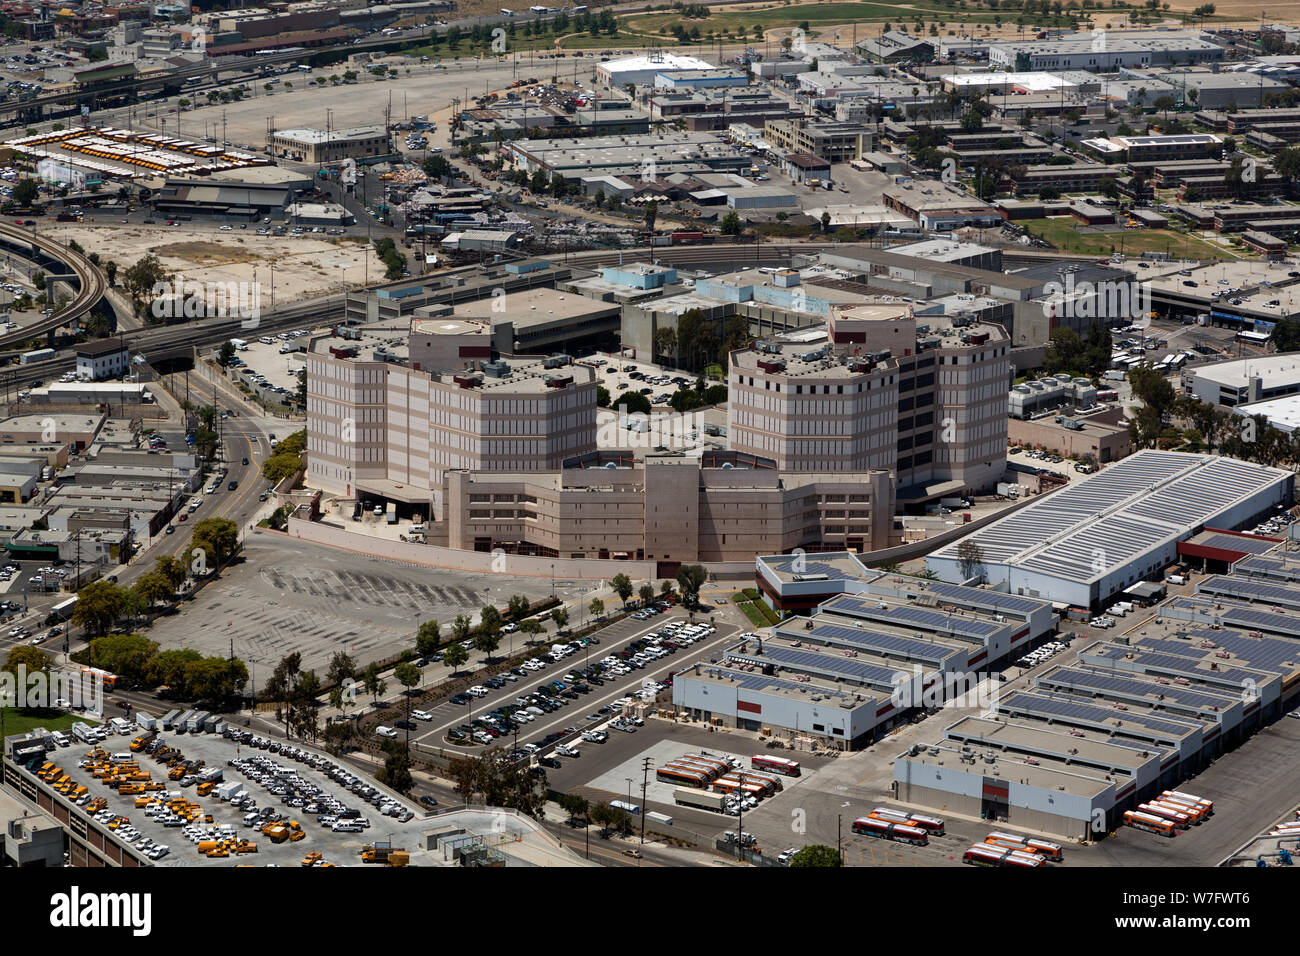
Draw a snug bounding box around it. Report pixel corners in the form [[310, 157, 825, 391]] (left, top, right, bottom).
[[733, 588, 781, 628]]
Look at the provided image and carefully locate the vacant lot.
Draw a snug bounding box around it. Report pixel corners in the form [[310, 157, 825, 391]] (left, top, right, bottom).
[[1023, 217, 1247, 260]]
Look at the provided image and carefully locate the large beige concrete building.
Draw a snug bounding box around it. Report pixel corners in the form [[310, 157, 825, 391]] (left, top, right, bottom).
[[729, 303, 1010, 502], [444, 451, 895, 561], [305, 318, 901, 563], [306, 329, 598, 504]]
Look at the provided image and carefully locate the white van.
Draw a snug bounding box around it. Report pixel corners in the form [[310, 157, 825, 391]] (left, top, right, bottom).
[[1166, 574, 1187, 586]]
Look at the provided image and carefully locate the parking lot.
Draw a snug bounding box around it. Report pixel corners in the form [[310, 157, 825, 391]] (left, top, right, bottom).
[[225, 330, 321, 402], [143, 530, 591, 674], [406, 607, 739, 756], [26, 725, 430, 867], [595, 358, 692, 408]]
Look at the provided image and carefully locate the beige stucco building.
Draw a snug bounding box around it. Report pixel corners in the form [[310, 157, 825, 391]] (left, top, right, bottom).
[[730, 303, 1010, 502]]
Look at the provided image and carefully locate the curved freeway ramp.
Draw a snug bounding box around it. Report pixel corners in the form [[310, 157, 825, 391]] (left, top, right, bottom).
[[0, 222, 107, 348]]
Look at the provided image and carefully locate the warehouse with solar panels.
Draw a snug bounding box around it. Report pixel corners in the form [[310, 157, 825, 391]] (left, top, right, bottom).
[[896, 529, 1300, 840], [673, 560, 1055, 748], [925, 451, 1294, 609]]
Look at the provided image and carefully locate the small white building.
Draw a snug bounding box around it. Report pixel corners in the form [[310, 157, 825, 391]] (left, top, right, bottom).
[[74, 339, 130, 381]]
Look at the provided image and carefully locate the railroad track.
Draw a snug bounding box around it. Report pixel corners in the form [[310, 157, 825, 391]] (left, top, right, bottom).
[[0, 239, 1098, 388], [0, 222, 107, 349]]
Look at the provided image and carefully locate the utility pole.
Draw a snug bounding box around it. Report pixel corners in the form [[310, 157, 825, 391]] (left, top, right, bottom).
[[639, 756, 652, 845]]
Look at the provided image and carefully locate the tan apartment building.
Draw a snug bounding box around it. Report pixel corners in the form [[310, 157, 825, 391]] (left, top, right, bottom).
[[306, 329, 597, 505], [727, 340, 899, 473], [443, 451, 896, 562], [730, 304, 1010, 503], [763, 118, 873, 163]]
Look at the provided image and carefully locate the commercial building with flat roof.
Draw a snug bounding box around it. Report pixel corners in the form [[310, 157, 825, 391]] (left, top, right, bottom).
[[1190, 355, 1300, 408], [989, 32, 1224, 70], [267, 127, 392, 164], [927, 450, 1294, 608], [674, 572, 1053, 747]]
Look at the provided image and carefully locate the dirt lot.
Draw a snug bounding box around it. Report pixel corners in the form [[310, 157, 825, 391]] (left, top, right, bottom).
[[42, 223, 382, 307]]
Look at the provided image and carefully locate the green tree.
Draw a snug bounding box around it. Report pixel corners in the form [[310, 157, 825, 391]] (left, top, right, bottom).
[[132, 572, 173, 610], [362, 661, 386, 704], [520, 618, 543, 643], [473, 621, 501, 660], [638, 583, 656, 606], [326, 652, 356, 687], [263, 652, 303, 740], [550, 607, 569, 633], [416, 620, 441, 657], [87, 633, 158, 678], [123, 253, 168, 317], [675, 564, 708, 610], [190, 516, 239, 567], [12, 177, 38, 206], [376, 737, 413, 793], [154, 555, 187, 590], [614, 391, 651, 415], [443, 641, 469, 674], [393, 660, 421, 739], [790, 844, 843, 867], [73, 580, 126, 635], [589, 597, 605, 619], [611, 572, 634, 607], [218, 341, 236, 366], [720, 211, 743, 236], [644, 200, 658, 232], [4, 646, 52, 710], [452, 613, 472, 643]]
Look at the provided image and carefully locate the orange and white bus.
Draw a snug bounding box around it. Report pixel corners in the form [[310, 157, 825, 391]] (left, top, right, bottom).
[[852, 817, 928, 846], [871, 807, 946, 836], [964, 842, 1045, 867], [1004, 849, 1046, 868], [1137, 802, 1191, 829], [741, 769, 784, 793], [751, 755, 801, 777], [714, 773, 776, 797], [1160, 791, 1213, 816], [657, 764, 710, 788], [984, 831, 1062, 861], [681, 753, 730, 776], [1123, 810, 1177, 837], [1154, 795, 1208, 823], [668, 757, 723, 781], [963, 844, 1008, 867], [710, 777, 767, 800]]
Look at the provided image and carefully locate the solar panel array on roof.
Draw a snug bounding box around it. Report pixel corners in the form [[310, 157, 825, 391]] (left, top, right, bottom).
[[693, 666, 865, 702], [1128, 458, 1282, 526], [879, 603, 1001, 639], [932, 451, 1202, 565], [776, 620, 964, 665], [1141, 632, 1300, 673], [1217, 605, 1300, 638], [1233, 554, 1300, 582], [929, 451, 1291, 585], [823, 594, 1001, 639], [1086, 644, 1262, 688], [997, 690, 1203, 741], [1037, 666, 1236, 713], [1019, 512, 1174, 578], [1193, 533, 1280, 556], [727, 646, 903, 688], [765, 556, 852, 579], [924, 581, 1047, 615], [1198, 575, 1300, 609]]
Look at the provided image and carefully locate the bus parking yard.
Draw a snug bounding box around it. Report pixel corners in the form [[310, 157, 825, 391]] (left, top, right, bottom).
[[9, 723, 431, 867]]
